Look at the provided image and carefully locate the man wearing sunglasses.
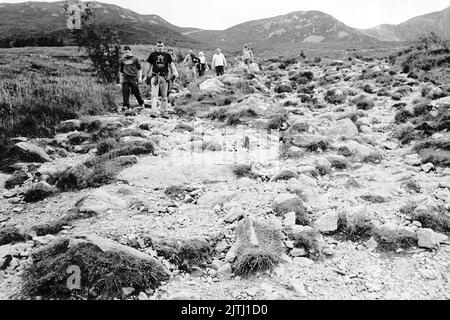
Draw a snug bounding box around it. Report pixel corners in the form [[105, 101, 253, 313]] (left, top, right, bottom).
[[144, 40, 179, 118]]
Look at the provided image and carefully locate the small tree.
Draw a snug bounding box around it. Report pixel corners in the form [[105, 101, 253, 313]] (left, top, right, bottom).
[[65, 0, 121, 83]]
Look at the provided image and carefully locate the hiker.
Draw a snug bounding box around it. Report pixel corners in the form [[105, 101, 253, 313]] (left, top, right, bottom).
[[144, 40, 179, 118], [242, 45, 254, 66], [212, 48, 227, 76], [197, 51, 209, 77], [183, 50, 199, 82], [119, 46, 144, 110]]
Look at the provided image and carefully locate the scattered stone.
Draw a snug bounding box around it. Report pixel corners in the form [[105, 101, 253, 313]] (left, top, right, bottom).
[[56, 119, 81, 133], [290, 248, 306, 257], [421, 163, 434, 173], [122, 287, 135, 298], [417, 229, 440, 249], [314, 212, 339, 233], [284, 240, 294, 249], [283, 212, 296, 227], [211, 259, 223, 271], [224, 207, 244, 223], [168, 290, 201, 300], [404, 154, 422, 166], [364, 237, 378, 250], [320, 118, 358, 138], [138, 292, 148, 300], [289, 279, 307, 295], [293, 257, 314, 267], [197, 191, 236, 208], [216, 263, 233, 280]]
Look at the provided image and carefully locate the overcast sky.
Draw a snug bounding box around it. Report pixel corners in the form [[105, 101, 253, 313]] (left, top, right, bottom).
[[3, 0, 450, 29]]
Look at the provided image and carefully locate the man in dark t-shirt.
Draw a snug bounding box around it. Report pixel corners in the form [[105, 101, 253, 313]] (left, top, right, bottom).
[[144, 40, 179, 118], [119, 46, 144, 109]]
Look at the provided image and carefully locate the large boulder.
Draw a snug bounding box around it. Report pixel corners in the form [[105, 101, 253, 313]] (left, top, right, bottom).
[[417, 228, 441, 249], [219, 75, 242, 86], [11, 142, 51, 163], [23, 182, 58, 203], [69, 235, 160, 263], [74, 189, 128, 216], [4, 171, 29, 189], [199, 78, 226, 93], [335, 140, 377, 161], [197, 190, 236, 208], [319, 119, 358, 138]]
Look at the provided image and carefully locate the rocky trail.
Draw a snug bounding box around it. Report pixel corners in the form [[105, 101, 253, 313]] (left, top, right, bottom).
[[1, 56, 449, 300]]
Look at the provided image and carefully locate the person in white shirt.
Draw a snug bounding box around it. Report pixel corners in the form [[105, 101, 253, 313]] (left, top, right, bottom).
[[211, 48, 227, 76], [197, 51, 209, 77]]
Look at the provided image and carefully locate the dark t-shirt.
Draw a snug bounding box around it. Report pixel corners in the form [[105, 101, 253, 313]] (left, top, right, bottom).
[[120, 56, 141, 77], [147, 51, 173, 75]]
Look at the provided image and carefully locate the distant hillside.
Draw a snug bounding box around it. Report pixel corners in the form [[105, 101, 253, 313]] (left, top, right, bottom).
[[0, 1, 202, 48], [360, 6, 450, 41], [186, 11, 379, 52]]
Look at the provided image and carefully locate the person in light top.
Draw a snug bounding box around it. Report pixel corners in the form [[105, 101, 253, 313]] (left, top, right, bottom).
[[211, 48, 227, 76], [242, 45, 254, 65], [197, 51, 209, 77]]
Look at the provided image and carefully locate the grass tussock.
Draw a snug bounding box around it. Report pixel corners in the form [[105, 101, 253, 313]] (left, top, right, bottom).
[[324, 89, 347, 105], [352, 95, 375, 110], [56, 140, 149, 191], [271, 169, 299, 182], [372, 228, 418, 252], [418, 149, 450, 167], [361, 152, 383, 164], [412, 211, 450, 234], [21, 239, 169, 299], [267, 113, 289, 130], [0, 227, 29, 245], [328, 156, 350, 170], [234, 251, 281, 276], [273, 197, 310, 226], [205, 106, 258, 125], [290, 230, 322, 260], [337, 213, 373, 242], [233, 217, 284, 276], [152, 237, 213, 272]]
